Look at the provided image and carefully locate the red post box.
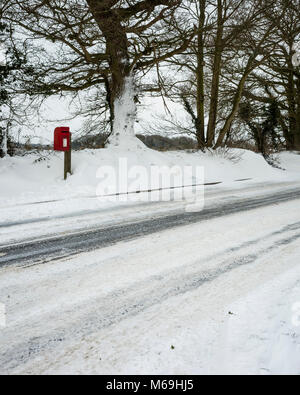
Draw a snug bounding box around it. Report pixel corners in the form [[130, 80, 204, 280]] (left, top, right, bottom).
[[54, 127, 71, 151], [54, 127, 72, 180]]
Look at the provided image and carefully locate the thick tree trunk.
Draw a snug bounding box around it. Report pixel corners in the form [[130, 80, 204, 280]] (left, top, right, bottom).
[[0, 128, 7, 158], [294, 75, 300, 150], [103, 75, 114, 133], [206, 0, 223, 147], [0, 104, 8, 158], [279, 115, 293, 150], [107, 74, 144, 148], [214, 31, 271, 149], [86, 1, 130, 98], [214, 71, 250, 148], [86, 0, 144, 148], [286, 68, 297, 149], [195, 0, 206, 149]]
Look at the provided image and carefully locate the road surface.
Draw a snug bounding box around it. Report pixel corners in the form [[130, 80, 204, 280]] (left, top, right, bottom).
[[1, 185, 300, 374], [1, 187, 300, 269]]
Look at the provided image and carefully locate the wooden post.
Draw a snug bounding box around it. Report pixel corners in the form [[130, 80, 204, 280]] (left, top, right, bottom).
[[64, 138, 72, 180]]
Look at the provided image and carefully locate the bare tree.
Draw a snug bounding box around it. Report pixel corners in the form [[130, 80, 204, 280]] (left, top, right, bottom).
[[158, 0, 287, 150], [0, 11, 29, 157], [4, 0, 195, 147], [242, 0, 300, 150]]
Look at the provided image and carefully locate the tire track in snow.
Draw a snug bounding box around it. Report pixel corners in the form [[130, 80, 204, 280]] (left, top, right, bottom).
[[1, 188, 300, 269], [1, 223, 300, 373]]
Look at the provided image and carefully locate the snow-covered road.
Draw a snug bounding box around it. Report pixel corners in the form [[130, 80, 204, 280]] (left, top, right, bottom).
[[1, 188, 300, 375], [1, 184, 300, 269]]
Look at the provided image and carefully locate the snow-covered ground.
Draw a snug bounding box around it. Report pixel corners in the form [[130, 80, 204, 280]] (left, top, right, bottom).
[[0, 198, 300, 375], [1, 147, 300, 375], [0, 148, 300, 245], [1, 148, 298, 206]]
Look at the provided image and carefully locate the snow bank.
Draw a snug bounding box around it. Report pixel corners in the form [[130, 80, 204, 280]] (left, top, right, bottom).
[[0, 147, 299, 208], [277, 151, 300, 173]]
